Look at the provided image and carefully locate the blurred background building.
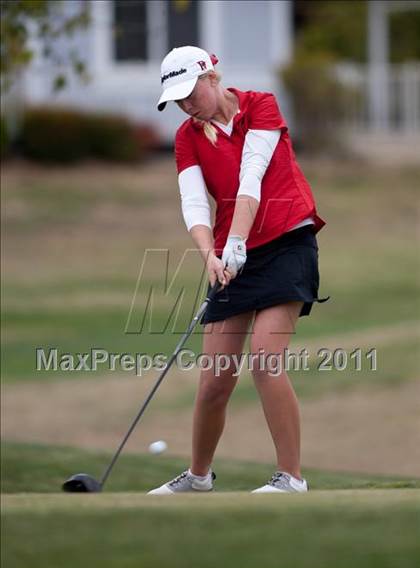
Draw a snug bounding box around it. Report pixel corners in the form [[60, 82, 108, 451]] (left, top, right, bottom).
[[2, 0, 420, 153], [9, 0, 294, 142]]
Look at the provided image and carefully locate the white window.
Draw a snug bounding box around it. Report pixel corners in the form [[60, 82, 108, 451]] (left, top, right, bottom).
[[114, 0, 148, 61], [112, 0, 199, 63]]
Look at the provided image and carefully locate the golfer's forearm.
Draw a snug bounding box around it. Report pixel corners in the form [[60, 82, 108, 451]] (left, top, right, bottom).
[[229, 195, 259, 240], [190, 225, 215, 262]]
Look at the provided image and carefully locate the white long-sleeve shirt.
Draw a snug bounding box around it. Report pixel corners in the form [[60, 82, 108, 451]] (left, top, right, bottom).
[[178, 126, 314, 233]]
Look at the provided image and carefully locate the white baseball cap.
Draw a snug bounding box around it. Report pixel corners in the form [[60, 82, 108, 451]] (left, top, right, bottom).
[[157, 46, 218, 111]]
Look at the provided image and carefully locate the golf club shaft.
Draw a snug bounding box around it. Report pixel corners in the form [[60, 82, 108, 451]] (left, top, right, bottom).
[[99, 281, 222, 487]]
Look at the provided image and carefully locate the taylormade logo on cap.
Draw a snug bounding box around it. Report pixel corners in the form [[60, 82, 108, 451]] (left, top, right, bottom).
[[157, 46, 217, 111], [161, 68, 187, 85]]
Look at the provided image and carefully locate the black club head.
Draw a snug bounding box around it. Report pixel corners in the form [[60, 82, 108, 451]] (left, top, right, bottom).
[[62, 473, 102, 493]]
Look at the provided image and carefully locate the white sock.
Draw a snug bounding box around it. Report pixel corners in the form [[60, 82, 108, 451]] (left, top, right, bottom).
[[188, 468, 210, 480], [281, 472, 305, 484], [290, 474, 305, 484]]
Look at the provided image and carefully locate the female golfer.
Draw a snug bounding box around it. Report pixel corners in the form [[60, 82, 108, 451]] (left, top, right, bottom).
[[149, 46, 329, 494]]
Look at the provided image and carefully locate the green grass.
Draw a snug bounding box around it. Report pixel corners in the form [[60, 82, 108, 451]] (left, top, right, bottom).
[[2, 293, 418, 384], [2, 159, 419, 390], [2, 178, 161, 234], [2, 491, 420, 568], [2, 442, 419, 494], [157, 338, 419, 409], [2, 443, 420, 568], [2, 244, 418, 383], [3, 139, 420, 568]]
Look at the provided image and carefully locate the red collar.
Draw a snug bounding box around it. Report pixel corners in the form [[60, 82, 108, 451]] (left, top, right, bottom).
[[227, 87, 249, 119]]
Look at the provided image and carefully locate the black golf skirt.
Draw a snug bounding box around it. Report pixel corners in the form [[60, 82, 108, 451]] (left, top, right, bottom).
[[201, 225, 330, 325]]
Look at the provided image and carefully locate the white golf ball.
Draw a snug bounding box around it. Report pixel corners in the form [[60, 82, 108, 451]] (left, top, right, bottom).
[[148, 440, 167, 455]]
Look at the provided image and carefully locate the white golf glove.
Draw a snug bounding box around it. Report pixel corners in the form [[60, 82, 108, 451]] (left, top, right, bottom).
[[222, 235, 247, 278]]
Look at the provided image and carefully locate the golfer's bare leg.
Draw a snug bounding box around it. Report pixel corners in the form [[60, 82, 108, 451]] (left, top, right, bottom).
[[190, 312, 253, 476], [250, 301, 304, 480]]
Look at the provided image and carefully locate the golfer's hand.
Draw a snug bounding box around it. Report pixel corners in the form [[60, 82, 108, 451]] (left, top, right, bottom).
[[206, 253, 232, 289], [222, 235, 247, 279]]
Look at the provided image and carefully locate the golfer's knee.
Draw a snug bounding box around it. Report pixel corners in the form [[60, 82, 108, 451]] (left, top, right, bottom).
[[249, 339, 287, 382], [250, 366, 265, 383], [248, 344, 263, 382], [197, 378, 234, 409]]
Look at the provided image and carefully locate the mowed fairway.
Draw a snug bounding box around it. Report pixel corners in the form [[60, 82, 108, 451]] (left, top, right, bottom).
[[2, 443, 420, 567], [3, 491, 420, 568]]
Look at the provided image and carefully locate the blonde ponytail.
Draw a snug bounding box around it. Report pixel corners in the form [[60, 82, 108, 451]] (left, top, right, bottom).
[[203, 121, 218, 145], [192, 70, 222, 146], [191, 118, 218, 146]]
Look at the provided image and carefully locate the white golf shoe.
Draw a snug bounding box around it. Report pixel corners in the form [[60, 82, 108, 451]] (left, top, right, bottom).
[[252, 471, 308, 494], [148, 469, 216, 495]]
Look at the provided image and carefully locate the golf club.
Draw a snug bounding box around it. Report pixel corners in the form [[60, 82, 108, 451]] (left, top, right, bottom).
[[62, 280, 223, 493]]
